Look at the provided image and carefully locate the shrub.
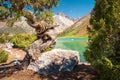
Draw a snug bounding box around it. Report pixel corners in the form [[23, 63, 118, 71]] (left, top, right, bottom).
[[0, 34, 12, 43], [0, 49, 8, 63], [11, 34, 37, 51]]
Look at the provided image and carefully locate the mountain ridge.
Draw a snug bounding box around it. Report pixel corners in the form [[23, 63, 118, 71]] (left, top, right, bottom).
[[54, 12, 75, 28], [53, 12, 77, 35], [0, 12, 88, 37], [59, 14, 91, 37]]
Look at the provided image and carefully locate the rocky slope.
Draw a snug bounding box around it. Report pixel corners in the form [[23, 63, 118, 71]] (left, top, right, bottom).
[[59, 14, 91, 37], [0, 13, 75, 35], [0, 12, 89, 37], [53, 12, 76, 34], [54, 12, 75, 28], [0, 17, 36, 34]]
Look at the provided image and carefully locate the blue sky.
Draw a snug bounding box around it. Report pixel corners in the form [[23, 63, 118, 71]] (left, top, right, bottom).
[[53, 0, 95, 18], [1, 0, 95, 19]]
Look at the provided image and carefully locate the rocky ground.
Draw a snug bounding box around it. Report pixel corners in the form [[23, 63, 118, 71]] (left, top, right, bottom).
[[0, 44, 98, 80], [3, 48, 26, 63], [0, 63, 98, 80]]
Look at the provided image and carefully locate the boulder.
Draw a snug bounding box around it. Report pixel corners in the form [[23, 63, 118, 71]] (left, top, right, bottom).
[[28, 49, 80, 75]]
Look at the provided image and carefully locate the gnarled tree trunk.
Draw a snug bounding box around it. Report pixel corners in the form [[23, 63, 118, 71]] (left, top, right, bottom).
[[22, 15, 58, 66]]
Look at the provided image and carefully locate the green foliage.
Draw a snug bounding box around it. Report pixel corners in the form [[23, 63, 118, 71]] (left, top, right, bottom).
[[0, 34, 37, 51], [0, 0, 59, 25], [84, 0, 120, 80], [60, 26, 81, 37], [11, 34, 37, 51], [0, 34, 12, 43], [45, 47, 52, 52], [0, 49, 8, 63], [39, 10, 54, 24]]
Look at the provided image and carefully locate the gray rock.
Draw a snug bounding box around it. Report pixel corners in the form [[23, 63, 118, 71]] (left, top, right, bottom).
[[0, 42, 14, 48], [28, 49, 80, 75], [5, 43, 14, 48]]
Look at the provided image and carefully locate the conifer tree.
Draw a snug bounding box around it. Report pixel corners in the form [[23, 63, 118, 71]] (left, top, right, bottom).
[[0, 0, 59, 65], [0, 0, 58, 25], [85, 0, 120, 80], [0, 0, 59, 44]]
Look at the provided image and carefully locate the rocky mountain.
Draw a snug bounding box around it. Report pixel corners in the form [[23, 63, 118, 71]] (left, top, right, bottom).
[[54, 12, 75, 27], [53, 12, 76, 34], [59, 14, 91, 37], [0, 12, 78, 35], [0, 17, 36, 34], [0, 13, 75, 34]]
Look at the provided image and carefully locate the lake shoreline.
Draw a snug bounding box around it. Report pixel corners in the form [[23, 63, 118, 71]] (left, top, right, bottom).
[[58, 36, 88, 38], [55, 37, 88, 62]]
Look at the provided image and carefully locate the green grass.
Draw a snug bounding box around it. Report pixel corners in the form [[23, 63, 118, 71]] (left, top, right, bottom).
[[59, 15, 90, 38], [63, 26, 81, 36], [0, 34, 12, 43], [59, 25, 88, 38]]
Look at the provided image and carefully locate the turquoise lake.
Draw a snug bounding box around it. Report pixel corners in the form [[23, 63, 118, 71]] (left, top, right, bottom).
[[55, 38, 88, 62]]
